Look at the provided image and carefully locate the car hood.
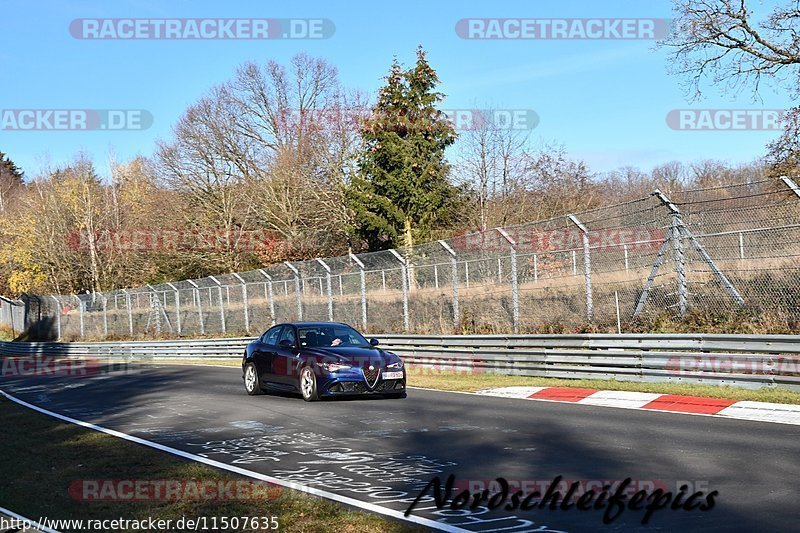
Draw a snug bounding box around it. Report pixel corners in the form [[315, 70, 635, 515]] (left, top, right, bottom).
[[302, 346, 394, 367]]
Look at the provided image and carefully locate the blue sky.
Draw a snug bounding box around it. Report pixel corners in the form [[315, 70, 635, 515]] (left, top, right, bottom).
[[1, 0, 793, 178]]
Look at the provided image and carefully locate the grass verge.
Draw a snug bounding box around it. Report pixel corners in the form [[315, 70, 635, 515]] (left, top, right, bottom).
[[0, 397, 420, 533]]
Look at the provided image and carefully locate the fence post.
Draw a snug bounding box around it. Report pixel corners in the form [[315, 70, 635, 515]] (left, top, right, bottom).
[[232, 273, 250, 334], [738, 232, 745, 260], [438, 240, 459, 330], [166, 283, 181, 336], [98, 292, 108, 338], [349, 253, 367, 331], [51, 296, 61, 341], [388, 249, 410, 332], [496, 228, 519, 333], [284, 262, 303, 321], [780, 175, 800, 198], [533, 253, 538, 282], [258, 270, 276, 326], [122, 289, 133, 336], [209, 276, 226, 334], [568, 214, 593, 322], [187, 280, 205, 335], [75, 294, 84, 338], [316, 258, 334, 322], [623, 245, 629, 271], [672, 213, 688, 317], [465, 261, 470, 289]]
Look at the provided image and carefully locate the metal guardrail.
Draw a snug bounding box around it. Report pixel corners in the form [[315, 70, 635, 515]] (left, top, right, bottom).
[[1, 334, 799, 390]]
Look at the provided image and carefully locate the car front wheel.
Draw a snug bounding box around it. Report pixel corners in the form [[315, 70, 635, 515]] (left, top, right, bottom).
[[300, 367, 319, 402], [244, 362, 263, 396]]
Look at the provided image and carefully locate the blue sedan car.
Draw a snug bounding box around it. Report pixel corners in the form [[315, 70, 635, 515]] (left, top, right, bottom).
[[242, 322, 407, 401]]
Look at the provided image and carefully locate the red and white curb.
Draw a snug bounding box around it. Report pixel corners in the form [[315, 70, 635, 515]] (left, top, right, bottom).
[[476, 387, 800, 426]]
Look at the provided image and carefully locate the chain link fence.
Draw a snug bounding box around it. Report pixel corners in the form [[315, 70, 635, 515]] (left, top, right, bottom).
[[16, 177, 800, 340]]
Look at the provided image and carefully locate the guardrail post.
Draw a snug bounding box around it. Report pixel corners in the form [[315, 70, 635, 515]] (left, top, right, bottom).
[[438, 240, 459, 329], [349, 253, 368, 331], [51, 296, 61, 341], [122, 289, 133, 336], [232, 273, 250, 334], [569, 214, 593, 321], [258, 270, 276, 326], [187, 280, 204, 335], [316, 258, 334, 322], [75, 294, 84, 338], [209, 276, 226, 334], [284, 262, 303, 321], [166, 283, 181, 336], [388, 249, 410, 332], [497, 228, 519, 333]]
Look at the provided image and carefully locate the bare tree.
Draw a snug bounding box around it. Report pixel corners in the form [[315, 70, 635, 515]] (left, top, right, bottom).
[[661, 0, 800, 98], [457, 115, 524, 230], [661, 1, 800, 175]]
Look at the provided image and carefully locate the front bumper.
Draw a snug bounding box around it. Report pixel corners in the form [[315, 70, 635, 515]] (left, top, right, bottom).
[[316, 367, 406, 396]]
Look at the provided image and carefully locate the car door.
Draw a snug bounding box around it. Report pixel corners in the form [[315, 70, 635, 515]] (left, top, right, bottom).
[[253, 325, 281, 385], [273, 325, 300, 386]]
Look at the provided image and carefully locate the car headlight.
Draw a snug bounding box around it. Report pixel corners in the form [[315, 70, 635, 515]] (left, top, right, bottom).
[[386, 360, 404, 369], [318, 362, 352, 372]]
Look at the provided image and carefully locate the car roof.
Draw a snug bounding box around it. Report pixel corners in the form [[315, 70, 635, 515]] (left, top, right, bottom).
[[273, 321, 351, 328]]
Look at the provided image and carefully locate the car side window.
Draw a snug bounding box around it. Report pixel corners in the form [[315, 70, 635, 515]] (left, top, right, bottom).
[[278, 326, 296, 346], [262, 326, 281, 346]]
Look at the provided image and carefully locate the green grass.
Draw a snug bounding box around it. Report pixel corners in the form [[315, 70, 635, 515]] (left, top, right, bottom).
[[0, 397, 421, 533]]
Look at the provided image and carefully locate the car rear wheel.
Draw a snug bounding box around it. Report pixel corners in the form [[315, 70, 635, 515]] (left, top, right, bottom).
[[300, 367, 319, 402], [244, 363, 263, 396]]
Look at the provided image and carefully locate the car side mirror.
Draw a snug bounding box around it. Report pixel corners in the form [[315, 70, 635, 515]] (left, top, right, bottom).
[[369, 338, 380, 346], [279, 339, 294, 348]]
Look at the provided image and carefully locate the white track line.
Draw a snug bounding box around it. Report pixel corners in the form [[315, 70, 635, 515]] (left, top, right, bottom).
[[0, 505, 61, 533], [0, 389, 468, 533]]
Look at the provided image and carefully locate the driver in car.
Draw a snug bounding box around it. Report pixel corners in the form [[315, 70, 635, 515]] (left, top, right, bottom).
[[319, 329, 345, 346]]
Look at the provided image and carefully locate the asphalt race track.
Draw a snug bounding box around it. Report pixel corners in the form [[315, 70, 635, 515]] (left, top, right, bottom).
[[2, 363, 799, 532]]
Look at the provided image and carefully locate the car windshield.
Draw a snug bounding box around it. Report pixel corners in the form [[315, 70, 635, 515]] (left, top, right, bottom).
[[298, 325, 369, 348]]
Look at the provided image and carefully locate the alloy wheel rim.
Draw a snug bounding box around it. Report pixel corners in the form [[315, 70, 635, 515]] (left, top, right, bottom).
[[245, 365, 256, 391], [301, 369, 314, 397]]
